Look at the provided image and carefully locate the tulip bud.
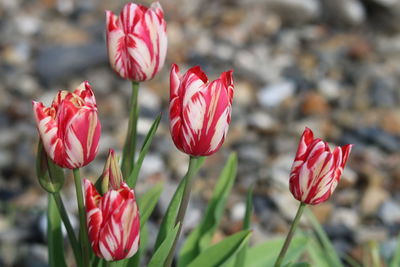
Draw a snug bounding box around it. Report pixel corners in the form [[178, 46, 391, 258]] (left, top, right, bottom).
[[101, 149, 123, 194], [289, 128, 353, 205], [106, 2, 167, 82], [85, 179, 140, 261], [169, 64, 234, 156], [32, 81, 101, 169], [36, 142, 65, 193]]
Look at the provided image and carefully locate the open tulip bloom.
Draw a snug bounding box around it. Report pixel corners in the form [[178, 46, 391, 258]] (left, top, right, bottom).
[[32, 81, 101, 169], [106, 2, 167, 82], [169, 64, 234, 156]]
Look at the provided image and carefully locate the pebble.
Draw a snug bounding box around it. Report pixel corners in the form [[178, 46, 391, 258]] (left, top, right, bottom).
[[265, 0, 321, 24], [258, 80, 296, 108], [379, 201, 400, 225]]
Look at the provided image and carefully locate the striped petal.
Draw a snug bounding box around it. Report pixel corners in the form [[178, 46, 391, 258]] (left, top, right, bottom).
[[169, 64, 234, 156], [32, 82, 101, 169], [106, 2, 167, 82], [289, 128, 353, 205], [85, 179, 140, 261]]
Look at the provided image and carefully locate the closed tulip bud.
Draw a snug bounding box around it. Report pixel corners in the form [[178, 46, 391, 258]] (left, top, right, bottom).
[[169, 64, 234, 156], [85, 179, 140, 261], [32, 81, 101, 169], [106, 2, 167, 82], [101, 149, 123, 194], [289, 128, 353, 205]]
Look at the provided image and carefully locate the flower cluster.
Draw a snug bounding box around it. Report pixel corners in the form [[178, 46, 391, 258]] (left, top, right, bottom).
[[31, 1, 354, 266]]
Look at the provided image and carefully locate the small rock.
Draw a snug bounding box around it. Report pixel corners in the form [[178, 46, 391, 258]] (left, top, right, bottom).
[[265, 0, 321, 24], [331, 208, 359, 229], [379, 201, 400, 224], [230, 202, 246, 222], [362, 186, 389, 216], [318, 79, 341, 100], [356, 226, 388, 243], [36, 42, 107, 84], [320, 0, 365, 26], [248, 112, 279, 133], [301, 92, 330, 116], [310, 203, 333, 223], [258, 80, 296, 108]]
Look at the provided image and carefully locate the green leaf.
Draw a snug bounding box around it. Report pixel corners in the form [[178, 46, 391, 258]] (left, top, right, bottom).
[[137, 183, 163, 227], [148, 223, 180, 267], [234, 185, 254, 267], [305, 208, 343, 267], [48, 195, 67, 267], [306, 237, 332, 267], [245, 236, 308, 267], [179, 153, 238, 266], [153, 157, 206, 251], [187, 230, 252, 267], [390, 233, 400, 267], [36, 142, 65, 193], [127, 113, 161, 188], [284, 262, 311, 267]]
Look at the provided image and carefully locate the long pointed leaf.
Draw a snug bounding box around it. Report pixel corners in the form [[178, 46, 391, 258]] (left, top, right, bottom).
[[179, 153, 238, 266], [187, 230, 252, 267], [148, 223, 181, 267], [245, 236, 308, 267], [48, 195, 67, 267], [138, 183, 163, 227], [127, 113, 161, 188], [234, 185, 254, 267], [153, 157, 206, 251], [306, 208, 343, 267]]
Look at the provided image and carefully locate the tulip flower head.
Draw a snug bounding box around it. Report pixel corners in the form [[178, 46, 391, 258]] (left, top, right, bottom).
[[85, 178, 140, 261], [289, 128, 353, 205], [32, 82, 101, 169], [106, 2, 167, 81], [169, 64, 234, 156]]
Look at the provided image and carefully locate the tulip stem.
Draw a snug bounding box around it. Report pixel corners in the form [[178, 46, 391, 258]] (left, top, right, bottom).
[[121, 81, 140, 178], [164, 156, 201, 267], [274, 202, 306, 267], [52, 192, 82, 267], [73, 168, 90, 267]]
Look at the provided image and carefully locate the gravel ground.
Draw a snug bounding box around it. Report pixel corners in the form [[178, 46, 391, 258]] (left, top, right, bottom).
[[1, 0, 400, 266]]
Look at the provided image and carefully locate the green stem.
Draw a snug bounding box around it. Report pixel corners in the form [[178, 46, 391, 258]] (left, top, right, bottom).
[[164, 157, 201, 267], [73, 168, 89, 267], [274, 202, 306, 267], [52, 192, 82, 267], [121, 81, 140, 178]]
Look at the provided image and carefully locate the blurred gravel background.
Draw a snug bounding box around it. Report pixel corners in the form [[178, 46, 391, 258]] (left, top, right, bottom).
[[1, 0, 400, 266]]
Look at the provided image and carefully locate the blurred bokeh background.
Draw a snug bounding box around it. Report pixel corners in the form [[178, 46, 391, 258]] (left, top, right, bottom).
[[1, 0, 400, 266]]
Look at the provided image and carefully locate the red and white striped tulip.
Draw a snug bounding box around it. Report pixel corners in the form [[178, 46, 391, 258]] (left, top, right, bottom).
[[85, 178, 140, 261], [169, 64, 234, 156], [32, 82, 101, 169], [289, 128, 353, 205], [106, 2, 167, 81]]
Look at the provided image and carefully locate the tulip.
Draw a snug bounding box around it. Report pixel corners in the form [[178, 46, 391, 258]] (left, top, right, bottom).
[[169, 64, 234, 156], [85, 178, 140, 261], [289, 128, 353, 205], [101, 149, 123, 194], [106, 2, 167, 81], [32, 81, 101, 169]]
